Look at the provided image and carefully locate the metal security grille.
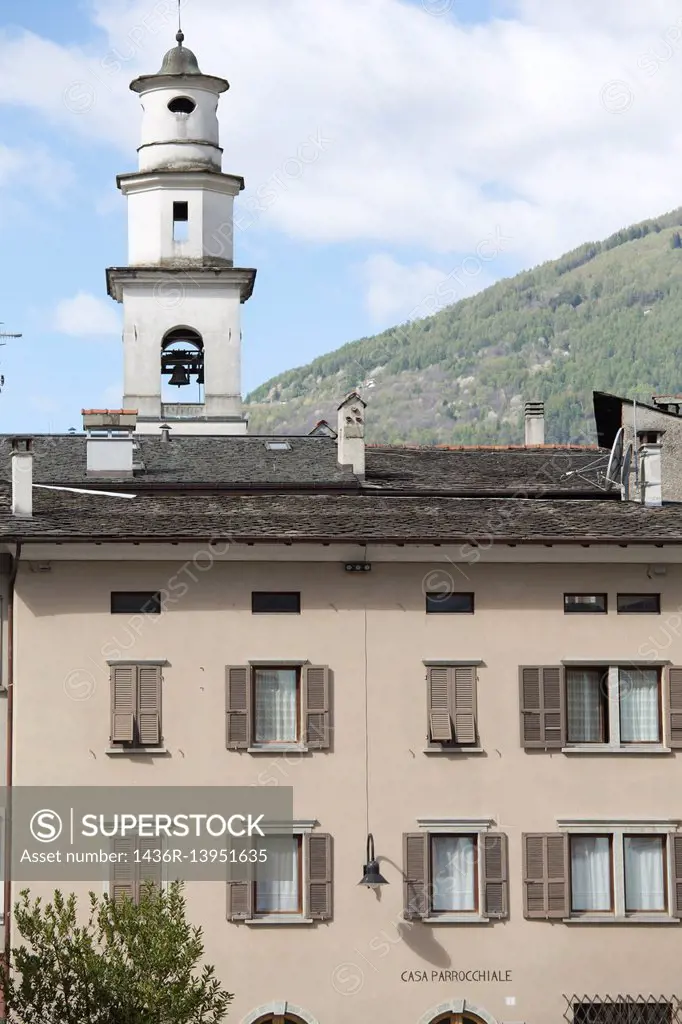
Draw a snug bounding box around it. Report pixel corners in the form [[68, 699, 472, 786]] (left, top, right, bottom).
[[563, 996, 681, 1024]]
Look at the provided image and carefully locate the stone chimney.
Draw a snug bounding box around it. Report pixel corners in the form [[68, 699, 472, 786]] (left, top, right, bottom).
[[82, 409, 138, 477], [337, 392, 366, 478], [639, 432, 663, 507], [11, 437, 33, 518], [524, 402, 545, 446]]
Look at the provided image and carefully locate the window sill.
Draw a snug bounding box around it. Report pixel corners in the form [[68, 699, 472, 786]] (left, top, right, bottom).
[[246, 745, 309, 754], [105, 747, 169, 757], [244, 916, 314, 926], [563, 915, 678, 924], [423, 914, 489, 924], [423, 747, 485, 755], [562, 745, 671, 755]]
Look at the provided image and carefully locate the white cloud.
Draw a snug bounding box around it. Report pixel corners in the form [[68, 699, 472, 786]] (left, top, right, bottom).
[[53, 293, 121, 337], [2, 0, 682, 268], [362, 253, 496, 324]]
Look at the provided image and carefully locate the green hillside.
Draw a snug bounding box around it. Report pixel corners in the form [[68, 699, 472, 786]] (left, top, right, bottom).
[[245, 209, 682, 444]]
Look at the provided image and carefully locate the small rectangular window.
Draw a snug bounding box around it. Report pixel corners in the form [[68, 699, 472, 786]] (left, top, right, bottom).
[[430, 834, 478, 913], [570, 834, 613, 913], [253, 667, 300, 744], [566, 668, 608, 743], [111, 592, 161, 614], [254, 834, 301, 915], [624, 835, 666, 912], [251, 592, 300, 614], [619, 668, 661, 743], [564, 594, 607, 614], [617, 593, 661, 614], [425, 592, 474, 614], [173, 201, 189, 242]]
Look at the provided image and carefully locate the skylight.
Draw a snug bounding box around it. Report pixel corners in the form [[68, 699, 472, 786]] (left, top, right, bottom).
[[265, 441, 292, 451]]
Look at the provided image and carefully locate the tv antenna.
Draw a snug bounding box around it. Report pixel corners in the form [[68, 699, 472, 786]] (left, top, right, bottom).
[[0, 323, 22, 392], [605, 426, 624, 486]]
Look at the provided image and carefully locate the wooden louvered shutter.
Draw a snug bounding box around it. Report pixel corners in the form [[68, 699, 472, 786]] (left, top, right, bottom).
[[137, 666, 161, 746], [428, 667, 453, 743], [110, 836, 135, 904], [671, 834, 682, 917], [306, 833, 332, 920], [519, 666, 565, 749], [111, 665, 135, 743], [303, 665, 330, 749], [482, 833, 508, 919], [403, 832, 428, 919], [523, 832, 569, 919], [226, 666, 251, 749], [452, 665, 477, 744], [137, 837, 162, 899], [227, 880, 253, 921], [667, 668, 682, 748]]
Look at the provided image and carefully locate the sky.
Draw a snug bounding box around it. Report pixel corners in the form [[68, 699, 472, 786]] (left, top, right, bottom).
[[2, 0, 682, 432]]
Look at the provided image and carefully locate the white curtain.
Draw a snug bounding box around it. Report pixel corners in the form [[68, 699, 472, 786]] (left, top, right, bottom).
[[571, 836, 611, 911], [620, 669, 660, 742], [431, 835, 476, 912], [255, 836, 299, 914], [567, 670, 603, 743], [254, 669, 298, 743], [624, 836, 665, 911]]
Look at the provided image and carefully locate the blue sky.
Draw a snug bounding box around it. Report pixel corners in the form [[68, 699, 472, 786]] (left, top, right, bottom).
[[1, 0, 681, 432]]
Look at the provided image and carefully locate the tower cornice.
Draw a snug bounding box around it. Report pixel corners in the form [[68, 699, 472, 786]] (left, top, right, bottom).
[[116, 169, 245, 195], [106, 266, 257, 304]]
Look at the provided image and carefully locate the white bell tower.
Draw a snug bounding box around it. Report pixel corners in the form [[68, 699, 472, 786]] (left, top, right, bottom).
[[106, 26, 256, 435]]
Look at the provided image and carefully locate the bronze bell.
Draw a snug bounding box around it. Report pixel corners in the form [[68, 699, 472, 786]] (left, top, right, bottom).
[[168, 364, 190, 387]]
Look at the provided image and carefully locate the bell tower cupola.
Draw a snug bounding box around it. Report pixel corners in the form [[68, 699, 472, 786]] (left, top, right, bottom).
[[105, 19, 256, 436]]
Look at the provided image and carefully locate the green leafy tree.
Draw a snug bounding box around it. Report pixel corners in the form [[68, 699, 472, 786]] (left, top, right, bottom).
[[3, 882, 232, 1024]]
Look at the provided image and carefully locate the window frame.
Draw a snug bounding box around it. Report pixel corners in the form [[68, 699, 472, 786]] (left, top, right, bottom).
[[252, 834, 304, 919], [415, 818, 498, 924], [429, 832, 479, 916], [623, 834, 667, 915], [241, 821, 321, 925], [252, 665, 302, 747], [569, 833, 614, 916], [110, 591, 161, 615], [563, 593, 608, 614], [251, 592, 301, 615], [425, 592, 474, 614], [566, 667, 609, 745], [617, 593, 661, 615], [563, 664, 663, 750]]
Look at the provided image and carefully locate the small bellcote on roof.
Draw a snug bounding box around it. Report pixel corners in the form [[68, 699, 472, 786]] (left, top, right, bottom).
[[158, 30, 202, 75]]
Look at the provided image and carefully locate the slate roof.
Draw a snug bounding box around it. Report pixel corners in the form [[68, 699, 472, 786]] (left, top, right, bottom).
[[0, 488, 679, 544], [0, 435, 611, 496]]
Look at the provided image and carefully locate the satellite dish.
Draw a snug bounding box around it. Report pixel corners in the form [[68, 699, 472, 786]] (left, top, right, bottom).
[[606, 427, 624, 484], [620, 442, 633, 495]]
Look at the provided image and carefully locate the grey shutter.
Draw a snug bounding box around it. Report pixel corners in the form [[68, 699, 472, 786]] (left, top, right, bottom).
[[226, 666, 251, 749], [452, 665, 477, 744], [427, 667, 453, 743], [111, 665, 135, 743], [137, 837, 162, 898], [306, 833, 332, 920], [671, 834, 682, 917], [137, 665, 161, 746], [304, 665, 330, 749], [667, 668, 682, 748], [403, 832, 428, 919], [523, 832, 569, 919], [519, 666, 565, 749], [227, 880, 253, 921], [482, 833, 508, 919], [110, 836, 135, 903]]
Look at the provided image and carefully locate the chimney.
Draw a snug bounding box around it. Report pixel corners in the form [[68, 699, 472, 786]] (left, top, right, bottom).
[[524, 401, 545, 446], [82, 409, 137, 477], [160, 423, 171, 443], [11, 437, 33, 518], [337, 392, 367, 478], [639, 431, 663, 507]]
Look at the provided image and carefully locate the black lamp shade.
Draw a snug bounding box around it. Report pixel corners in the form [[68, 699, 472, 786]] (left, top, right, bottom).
[[358, 834, 389, 887]]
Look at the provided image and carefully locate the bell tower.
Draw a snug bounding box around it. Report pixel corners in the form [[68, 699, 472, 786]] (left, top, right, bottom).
[[106, 24, 256, 435]]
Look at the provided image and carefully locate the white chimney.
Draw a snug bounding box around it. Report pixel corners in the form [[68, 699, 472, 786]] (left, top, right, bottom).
[[337, 392, 366, 478], [524, 401, 545, 445], [11, 437, 33, 518], [640, 437, 663, 507], [82, 409, 137, 477]]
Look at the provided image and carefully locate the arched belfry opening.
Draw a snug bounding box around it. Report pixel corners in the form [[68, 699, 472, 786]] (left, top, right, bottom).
[[161, 326, 204, 403]]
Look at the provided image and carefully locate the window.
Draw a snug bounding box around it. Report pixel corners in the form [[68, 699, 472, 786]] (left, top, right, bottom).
[[265, 441, 292, 451], [173, 201, 189, 242], [110, 835, 162, 904], [426, 592, 474, 614], [110, 591, 161, 615], [227, 829, 332, 923], [520, 664, 667, 751], [425, 663, 479, 748], [110, 663, 162, 748], [617, 594, 661, 614], [571, 1000, 673, 1024], [252, 592, 300, 614], [403, 823, 508, 922], [226, 664, 330, 750], [167, 96, 196, 114], [523, 826, 682, 921], [564, 594, 607, 613]]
